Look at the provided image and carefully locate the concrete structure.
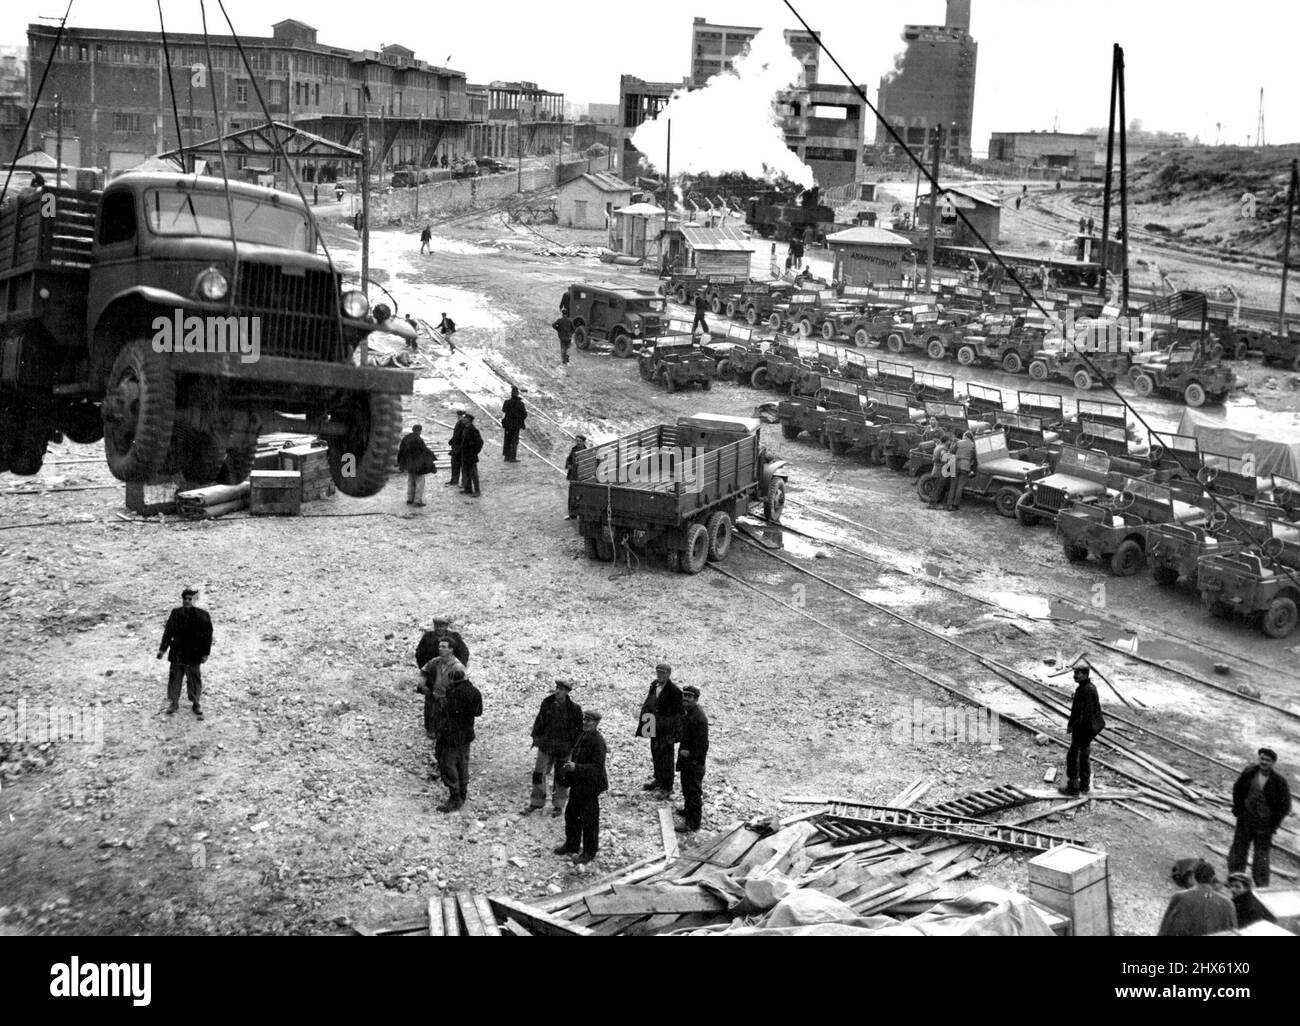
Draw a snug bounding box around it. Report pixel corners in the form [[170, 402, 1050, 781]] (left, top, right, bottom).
[[826, 226, 912, 286], [779, 83, 867, 188], [875, 0, 977, 163], [617, 74, 689, 181], [988, 131, 1098, 169], [558, 171, 633, 229], [689, 18, 820, 88], [474, 80, 566, 160], [26, 19, 474, 177]]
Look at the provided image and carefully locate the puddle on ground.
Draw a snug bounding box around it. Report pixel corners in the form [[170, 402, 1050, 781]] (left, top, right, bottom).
[[856, 582, 932, 607], [1099, 634, 1234, 680], [981, 591, 1051, 619]]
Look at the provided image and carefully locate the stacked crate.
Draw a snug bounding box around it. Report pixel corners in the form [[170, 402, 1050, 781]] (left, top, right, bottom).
[[278, 444, 335, 501], [125, 479, 178, 516], [249, 471, 302, 516]]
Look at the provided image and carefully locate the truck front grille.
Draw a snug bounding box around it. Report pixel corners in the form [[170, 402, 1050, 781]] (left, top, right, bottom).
[[235, 262, 346, 362]]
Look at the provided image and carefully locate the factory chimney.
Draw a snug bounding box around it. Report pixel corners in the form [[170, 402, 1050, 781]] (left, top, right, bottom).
[[946, 0, 971, 32]]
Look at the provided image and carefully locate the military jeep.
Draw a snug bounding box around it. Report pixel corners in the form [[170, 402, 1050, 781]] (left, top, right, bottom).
[[1147, 500, 1284, 589], [914, 429, 1050, 516], [1057, 476, 1211, 576], [1196, 520, 1300, 638], [1015, 445, 1125, 526], [776, 376, 865, 442], [637, 339, 713, 392]]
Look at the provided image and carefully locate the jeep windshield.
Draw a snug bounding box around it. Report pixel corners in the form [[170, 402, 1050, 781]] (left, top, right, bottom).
[[144, 189, 313, 250]]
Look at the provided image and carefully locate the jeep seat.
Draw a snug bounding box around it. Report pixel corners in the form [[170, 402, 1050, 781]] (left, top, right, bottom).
[[1171, 499, 1208, 524]]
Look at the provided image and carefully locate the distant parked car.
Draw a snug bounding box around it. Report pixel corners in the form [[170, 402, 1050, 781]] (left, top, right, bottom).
[[474, 157, 514, 175]]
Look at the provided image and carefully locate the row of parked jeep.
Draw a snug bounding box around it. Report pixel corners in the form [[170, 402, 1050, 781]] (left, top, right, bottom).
[[617, 322, 1300, 640]]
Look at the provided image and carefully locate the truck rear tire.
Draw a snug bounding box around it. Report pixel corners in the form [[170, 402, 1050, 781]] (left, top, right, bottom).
[[1184, 382, 1207, 407], [821, 321, 836, 341], [710, 295, 724, 315], [1073, 370, 1093, 391], [854, 328, 871, 347], [926, 339, 945, 360], [767, 313, 782, 331], [715, 359, 733, 381], [674, 285, 688, 306], [957, 345, 976, 366], [745, 306, 758, 326], [8, 401, 52, 476], [705, 511, 732, 562], [680, 522, 709, 574], [102, 339, 177, 482], [62, 399, 105, 444], [886, 333, 904, 354], [1261, 596, 1298, 639], [327, 391, 402, 498], [916, 474, 942, 504], [1132, 372, 1154, 396], [726, 300, 738, 319], [763, 477, 787, 523], [1109, 539, 1144, 576], [1028, 360, 1049, 382]]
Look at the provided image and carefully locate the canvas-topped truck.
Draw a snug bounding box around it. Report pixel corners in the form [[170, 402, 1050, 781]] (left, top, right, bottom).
[[567, 414, 790, 574], [0, 174, 415, 493]]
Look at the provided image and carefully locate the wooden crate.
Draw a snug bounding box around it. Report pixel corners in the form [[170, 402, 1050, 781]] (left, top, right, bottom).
[[278, 444, 335, 501], [249, 470, 302, 516], [124, 480, 177, 516], [1028, 844, 1111, 937]]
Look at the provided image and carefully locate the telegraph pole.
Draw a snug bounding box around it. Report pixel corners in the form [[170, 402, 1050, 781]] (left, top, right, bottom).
[[1099, 45, 1118, 303], [1280, 159, 1297, 337], [664, 119, 672, 270], [1117, 47, 1129, 311], [361, 100, 371, 296], [925, 123, 942, 288], [55, 93, 63, 188]]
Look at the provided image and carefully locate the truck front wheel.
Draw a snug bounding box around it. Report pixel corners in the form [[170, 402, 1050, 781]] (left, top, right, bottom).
[[327, 391, 402, 498], [102, 339, 177, 482]]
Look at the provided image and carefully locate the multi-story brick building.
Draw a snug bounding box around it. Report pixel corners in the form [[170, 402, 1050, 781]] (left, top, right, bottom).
[[874, 0, 978, 163], [1, 44, 29, 161], [26, 19, 474, 175]]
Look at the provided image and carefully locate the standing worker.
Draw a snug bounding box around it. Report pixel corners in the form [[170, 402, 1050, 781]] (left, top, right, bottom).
[[1060, 664, 1105, 796], [501, 386, 527, 463], [420, 225, 432, 254], [157, 587, 213, 719], [552, 310, 575, 370], [446, 411, 467, 489], [945, 431, 975, 511], [415, 616, 470, 670], [437, 667, 482, 812], [675, 685, 709, 833], [555, 709, 608, 864], [637, 662, 683, 800], [397, 424, 436, 507], [437, 311, 457, 352], [459, 412, 483, 497], [1228, 747, 1292, 887], [524, 679, 583, 817], [691, 291, 709, 340]]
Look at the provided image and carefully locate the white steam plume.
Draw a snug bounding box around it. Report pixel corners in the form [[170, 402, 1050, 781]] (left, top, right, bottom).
[[630, 26, 814, 187]]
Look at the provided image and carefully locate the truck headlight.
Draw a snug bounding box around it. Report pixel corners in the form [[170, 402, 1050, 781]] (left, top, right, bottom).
[[197, 267, 228, 301], [342, 290, 369, 319]]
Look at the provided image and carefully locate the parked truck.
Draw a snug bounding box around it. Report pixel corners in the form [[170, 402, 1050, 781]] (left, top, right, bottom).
[[568, 414, 791, 573], [0, 174, 415, 493]]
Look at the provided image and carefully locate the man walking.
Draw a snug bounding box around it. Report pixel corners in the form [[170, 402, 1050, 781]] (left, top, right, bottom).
[[691, 291, 709, 340], [446, 411, 467, 488], [552, 310, 575, 369], [1061, 664, 1105, 796], [637, 662, 683, 799], [1157, 862, 1237, 936], [460, 412, 483, 497], [1228, 747, 1292, 887], [397, 424, 436, 507], [157, 587, 213, 719], [419, 225, 432, 254], [437, 311, 457, 352], [501, 386, 527, 463], [945, 430, 976, 511], [555, 709, 607, 864], [675, 685, 709, 833], [438, 667, 482, 812], [525, 679, 583, 817]]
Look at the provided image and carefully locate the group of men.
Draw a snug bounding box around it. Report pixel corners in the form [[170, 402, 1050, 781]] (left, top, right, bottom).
[[924, 429, 977, 511], [1158, 851, 1284, 937]]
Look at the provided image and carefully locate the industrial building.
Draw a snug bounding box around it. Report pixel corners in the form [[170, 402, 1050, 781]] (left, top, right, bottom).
[[25, 19, 475, 175], [616, 74, 688, 182], [988, 131, 1099, 170], [779, 82, 867, 188], [473, 80, 566, 161], [0, 45, 27, 161], [689, 18, 820, 88], [874, 0, 978, 163]]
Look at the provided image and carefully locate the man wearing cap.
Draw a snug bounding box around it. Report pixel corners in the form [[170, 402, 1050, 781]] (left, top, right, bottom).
[[637, 662, 684, 799], [526, 679, 583, 816], [437, 667, 483, 812], [551, 310, 575, 368], [460, 412, 484, 497], [419, 637, 465, 774], [1060, 664, 1104, 797], [1227, 873, 1276, 928], [157, 587, 213, 719], [501, 387, 527, 463], [675, 685, 709, 833], [555, 709, 607, 863], [446, 411, 467, 488], [397, 424, 436, 507], [1229, 747, 1292, 887], [415, 618, 470, 670], [1157, 861, 1237, 936]]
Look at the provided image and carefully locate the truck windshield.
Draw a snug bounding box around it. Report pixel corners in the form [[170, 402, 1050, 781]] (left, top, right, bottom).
[[144, 189, 312, 249], [627, 299, 665, 313]]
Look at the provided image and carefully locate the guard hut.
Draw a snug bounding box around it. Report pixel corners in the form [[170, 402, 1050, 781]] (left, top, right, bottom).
[[825, 226, 913, 287], [679, 224, 755, 281], [557, 171, 633, 229], [609, 201, 667, 259]]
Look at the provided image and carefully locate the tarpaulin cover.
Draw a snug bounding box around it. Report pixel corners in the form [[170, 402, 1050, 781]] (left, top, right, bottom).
[[1176, 405, 1300, 479]]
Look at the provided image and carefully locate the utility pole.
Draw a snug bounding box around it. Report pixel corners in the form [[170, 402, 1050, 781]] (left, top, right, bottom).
[[361, 99, 371, 297], [1280, 159, 1297, 337], [414, 113, 421, 219], [925, 123, 942, 289], [1099, 44, 1118, 303], [1117, 47, 1129, 311], [1257, 87, 1266, 152], [55, 93, 63, 188], [664, 119, 672, 270], [517, 111, 523, 194]]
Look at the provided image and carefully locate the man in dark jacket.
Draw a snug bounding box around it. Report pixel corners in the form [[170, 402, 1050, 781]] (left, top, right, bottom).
[[1157, 861, 1237, 936], [397, 424, 436, 507], [675, 684, 709, 833], [415, 617, 469, 669], [1227, 873, 1277, 928], [446, 411, 467, 487], [555, 709, 607, 863], [1228, 747, 1292, 886], [419, 638, 465, 766], [460, 412, 483, 497], [691, 292, 708, 339], [525, 679, 583, 816], [437, 311, 457, 352], [946, 431, 976, 511], [565, 435, 590, 481], [637, 661, 684, 798], [501, 386, 527, 462], [552, 312, 575, 367], [438, 668, 482, 812], [1061, 664, 1105, 796], [157, 587, 213, 718]]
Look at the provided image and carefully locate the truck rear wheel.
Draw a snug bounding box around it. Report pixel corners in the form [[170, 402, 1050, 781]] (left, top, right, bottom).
[[926, 339, 946, 360], [745, 306, 757, 326], [821, 321, 836, 341], [327, 391, 402, 498], [885, 333, 904, 354], [679, 522, 709, 574], [102, 339, 177, 482], [726, 300, 739, 319], [763, 477, 787, 523], [1028, 360, 1049, 382], [1109, 539, 1144, 576], [705, 511, 732, 562], [710, 295, 724, 315], [674, 285, 688, 306], [1261, 596, 1298, 639], [957, 345, 976, 366], [1073, 370, 1094, 391], [1184, 382, 1207, 407], [854, 328, 871, 347], [62, 399, 105, 445], [7, 400, 53, 476], [1132, 372, 1154, 396], [1002, 352, 1023, 373], [916, 474, 942, 504], [714, 358, 733, 381], [767, 313, 781, 330]]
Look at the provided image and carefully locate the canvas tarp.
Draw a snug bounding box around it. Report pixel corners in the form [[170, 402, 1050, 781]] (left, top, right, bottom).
[[1176, 405, 1300, 479]]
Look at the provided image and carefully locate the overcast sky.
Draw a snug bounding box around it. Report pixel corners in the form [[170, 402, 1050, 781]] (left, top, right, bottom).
[[6, 0, 1296, 150]]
